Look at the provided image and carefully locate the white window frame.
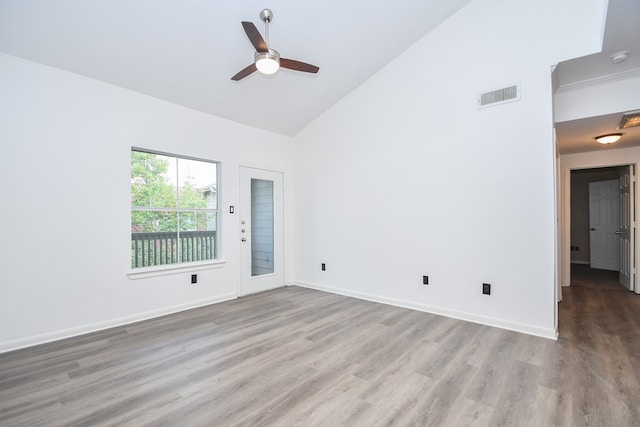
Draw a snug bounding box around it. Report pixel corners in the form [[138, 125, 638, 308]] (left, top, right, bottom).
[[128, 148, 224, 278]]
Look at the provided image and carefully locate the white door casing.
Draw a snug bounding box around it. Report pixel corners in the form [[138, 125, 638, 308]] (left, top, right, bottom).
[[239, 166, 284, 296], [589, 179, 620, 271], [619, 166, 635, 291]]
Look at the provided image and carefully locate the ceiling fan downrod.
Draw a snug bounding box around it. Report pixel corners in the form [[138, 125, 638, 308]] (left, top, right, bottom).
[[260, 8, 273, 47]]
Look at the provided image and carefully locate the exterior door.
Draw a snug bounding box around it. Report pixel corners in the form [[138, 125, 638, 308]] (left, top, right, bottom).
[[618, 166, 634, 290], [589, 179, 620, 271], [239, 167, 284, 296]]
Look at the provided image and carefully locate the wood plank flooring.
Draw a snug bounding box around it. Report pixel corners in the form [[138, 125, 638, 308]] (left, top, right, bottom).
[[1, 267, 639, 426]]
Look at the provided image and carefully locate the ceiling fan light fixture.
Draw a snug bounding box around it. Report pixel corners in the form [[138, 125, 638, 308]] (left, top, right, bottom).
[[595, 133, 622, 144], [255, 49, 280, 75]]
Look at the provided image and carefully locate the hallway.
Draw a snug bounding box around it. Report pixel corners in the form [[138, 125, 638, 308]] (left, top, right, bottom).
[[553, 264, 640, 424]]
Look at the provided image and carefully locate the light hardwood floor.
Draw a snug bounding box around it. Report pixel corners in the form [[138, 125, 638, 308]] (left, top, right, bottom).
[[1, 267, 639, 426]]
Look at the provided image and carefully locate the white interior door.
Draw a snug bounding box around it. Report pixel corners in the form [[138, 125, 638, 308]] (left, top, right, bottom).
[[589, 179, 620, 271], [618, 166, 634, 290], [239, 167, 284, 296]]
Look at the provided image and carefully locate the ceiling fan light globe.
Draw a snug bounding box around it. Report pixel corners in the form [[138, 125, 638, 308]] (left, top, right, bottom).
[[256, 57, 279, 74], [255, 49, 280, 75]]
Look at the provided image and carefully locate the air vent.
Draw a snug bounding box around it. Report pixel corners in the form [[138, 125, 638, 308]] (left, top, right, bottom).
[[618, 110, 640, 129], [478, 84, 520, 109]]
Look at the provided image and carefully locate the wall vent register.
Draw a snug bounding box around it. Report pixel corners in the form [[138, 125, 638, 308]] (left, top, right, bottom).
[[478, 84, 520, 108]]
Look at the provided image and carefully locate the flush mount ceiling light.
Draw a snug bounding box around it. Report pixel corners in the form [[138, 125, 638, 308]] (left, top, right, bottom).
[[618, 110, 640, 129], [610, 50, 629, 64], [595, 133, 622, 144]]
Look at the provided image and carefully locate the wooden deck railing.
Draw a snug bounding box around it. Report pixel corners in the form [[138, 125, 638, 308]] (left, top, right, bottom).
[[131, 230, 216, 268]]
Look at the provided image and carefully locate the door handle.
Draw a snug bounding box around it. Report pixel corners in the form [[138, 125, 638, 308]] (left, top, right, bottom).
[[241, 237, 247, 242], [590, 228, 596, 231], [615, 231, 623, 235]]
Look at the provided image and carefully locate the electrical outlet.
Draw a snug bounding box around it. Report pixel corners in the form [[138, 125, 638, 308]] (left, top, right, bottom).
[[482, 283, 491, 295], [423, 275, 429, 285], [191, 274, 197, 284], [321, 263, 326, 271]]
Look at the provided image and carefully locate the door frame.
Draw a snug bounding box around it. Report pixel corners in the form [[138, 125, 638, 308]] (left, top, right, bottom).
[[559, 159, 637, 295], [238, 165, 286, 296], [619, 165, 633, 289]]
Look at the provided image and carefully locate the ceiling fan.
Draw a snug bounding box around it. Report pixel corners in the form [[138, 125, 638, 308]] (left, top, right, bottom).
[[231, 9, 320, 81]]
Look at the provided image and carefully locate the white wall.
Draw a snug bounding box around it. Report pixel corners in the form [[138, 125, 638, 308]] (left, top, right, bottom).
[[555, 74, 640, 123], [293, 0, 607, 338], [0, 0, 609, 351], [0, 53, 294, 352]]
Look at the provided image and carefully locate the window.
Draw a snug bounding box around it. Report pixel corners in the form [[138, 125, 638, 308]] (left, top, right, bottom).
[[131, 149, 218, 269]]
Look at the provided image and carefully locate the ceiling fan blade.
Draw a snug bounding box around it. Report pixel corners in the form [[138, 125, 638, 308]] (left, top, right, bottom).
[[231, 63, 257, 81], [241, 21, 268, 53], [280, 58, 319, 74]]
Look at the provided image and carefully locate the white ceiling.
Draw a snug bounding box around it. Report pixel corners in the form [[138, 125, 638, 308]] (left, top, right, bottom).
[[555, 0, 640, 155], [0, 0, 472, 136], [1, 0, 637, 148], [555, 111, 640, 155]]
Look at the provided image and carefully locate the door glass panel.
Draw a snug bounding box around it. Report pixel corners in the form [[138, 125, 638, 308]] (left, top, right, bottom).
[[251, 179, 274, 276]]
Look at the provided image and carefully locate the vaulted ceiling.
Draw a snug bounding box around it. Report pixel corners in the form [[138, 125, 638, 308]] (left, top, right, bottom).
[[0, 0, 472, 136], [1, 0, 637, 148]]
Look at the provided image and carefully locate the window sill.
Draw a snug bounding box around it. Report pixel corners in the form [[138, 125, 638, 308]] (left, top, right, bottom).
[[127, 260, 226, 280]]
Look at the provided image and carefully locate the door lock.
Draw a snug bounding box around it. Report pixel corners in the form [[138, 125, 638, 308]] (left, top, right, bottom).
[[241, 237, 247, 242]]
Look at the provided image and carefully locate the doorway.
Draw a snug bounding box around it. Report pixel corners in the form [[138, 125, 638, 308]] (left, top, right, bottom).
[[239, 166, 285, 296], [569, 166, 635, 290]]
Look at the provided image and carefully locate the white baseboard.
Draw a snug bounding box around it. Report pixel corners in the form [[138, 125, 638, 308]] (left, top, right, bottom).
[[1, 282, 560, 354], [295, 281, 558, 340], [0, 293, 237, 354]]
